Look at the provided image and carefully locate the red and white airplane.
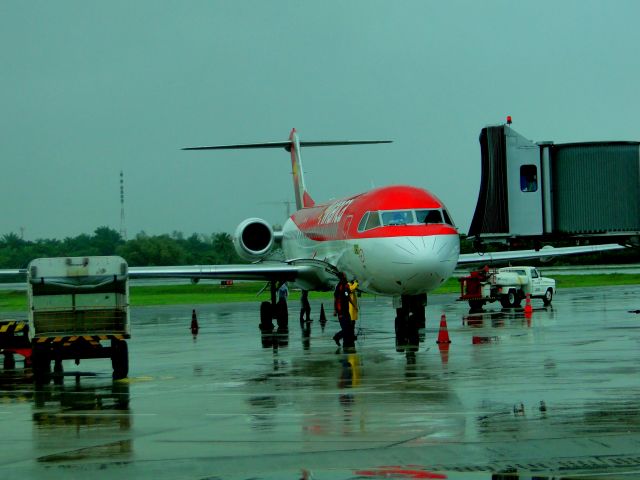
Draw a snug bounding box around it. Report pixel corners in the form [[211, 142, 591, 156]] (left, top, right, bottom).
[[128, 129, 622, 339]]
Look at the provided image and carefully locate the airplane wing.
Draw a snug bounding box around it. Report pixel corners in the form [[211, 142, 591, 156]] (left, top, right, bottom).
[[0, 259, 338, 290], [128, 259, 339, 290], [457, 243, 625, 265], [129, 263, 302, 281]]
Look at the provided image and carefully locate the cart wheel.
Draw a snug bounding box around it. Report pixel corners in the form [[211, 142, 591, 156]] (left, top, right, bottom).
[[111, 340, 129, 380], [3, 352, 16, 370], [32, 345, 51, 384]]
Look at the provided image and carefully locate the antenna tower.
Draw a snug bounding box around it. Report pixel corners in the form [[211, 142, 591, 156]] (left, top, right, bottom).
[[119, 170, 127, 240]]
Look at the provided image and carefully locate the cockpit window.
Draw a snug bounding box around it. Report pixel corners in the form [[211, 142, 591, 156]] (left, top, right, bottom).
[[416, 209, 443, 224], [442, 209, 454, 226], [381, 210, 413, 226], [364, 211, 381, 230], [357, 212, 370, 232], [358, 209, 455, 231]]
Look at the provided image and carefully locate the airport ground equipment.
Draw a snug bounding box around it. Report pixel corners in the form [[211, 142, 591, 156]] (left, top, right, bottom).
[[27, 256, 130, 381], [0, 320, 30, 369], [459, 266, 555, 310], [469, 123, 640, 246]]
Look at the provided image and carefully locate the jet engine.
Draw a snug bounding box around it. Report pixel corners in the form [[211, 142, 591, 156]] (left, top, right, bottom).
[[233, 218, 275, 261]]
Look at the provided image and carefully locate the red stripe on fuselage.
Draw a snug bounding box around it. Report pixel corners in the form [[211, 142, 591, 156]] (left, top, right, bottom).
[[290, 185, 457, 241]]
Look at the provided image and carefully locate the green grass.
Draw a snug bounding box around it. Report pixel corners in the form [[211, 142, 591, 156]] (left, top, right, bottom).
[[0, 274, 638, 313], [552, 274, 640, 289]]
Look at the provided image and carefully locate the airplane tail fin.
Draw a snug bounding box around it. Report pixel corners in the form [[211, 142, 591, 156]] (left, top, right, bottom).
[[288, 128, 314, 209], [184, 131, 391, 211]]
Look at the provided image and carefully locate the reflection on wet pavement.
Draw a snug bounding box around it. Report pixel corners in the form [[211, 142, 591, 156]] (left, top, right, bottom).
[[0, 286, 639, 479]]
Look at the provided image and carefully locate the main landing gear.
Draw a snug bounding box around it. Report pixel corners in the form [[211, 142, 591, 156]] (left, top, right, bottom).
[[394, 294, 427, 354], [259, 281, 289, 348]]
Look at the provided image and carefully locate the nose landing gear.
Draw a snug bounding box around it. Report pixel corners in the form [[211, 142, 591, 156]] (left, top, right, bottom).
[[394, 294, 427, 353]]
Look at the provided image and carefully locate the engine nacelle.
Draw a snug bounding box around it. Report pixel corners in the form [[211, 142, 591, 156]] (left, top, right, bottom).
[[233, 218, 275, 261]]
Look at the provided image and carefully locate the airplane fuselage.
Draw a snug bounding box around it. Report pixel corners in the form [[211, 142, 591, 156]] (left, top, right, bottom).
[[281, 185, 460, 296]]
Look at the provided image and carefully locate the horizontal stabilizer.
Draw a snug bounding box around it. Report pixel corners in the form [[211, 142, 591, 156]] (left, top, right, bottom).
[[183, 140, 392, 151]]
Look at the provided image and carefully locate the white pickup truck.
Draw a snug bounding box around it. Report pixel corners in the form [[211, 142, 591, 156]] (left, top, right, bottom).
[[459, 266, 556, 310]]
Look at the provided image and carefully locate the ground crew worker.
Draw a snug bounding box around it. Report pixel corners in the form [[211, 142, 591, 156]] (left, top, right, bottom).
[[333, 272, 355, 348], [278, 281, 289, 302], [348, 279, 359, 323], [300, 289, 311, 326], [277, 281, 289, 328], [191, 309, 199, 336]]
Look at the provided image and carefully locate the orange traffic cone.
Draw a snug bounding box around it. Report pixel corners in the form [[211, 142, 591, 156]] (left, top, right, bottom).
[[436, 314, 451, 345], [524, 293, 533, 314]]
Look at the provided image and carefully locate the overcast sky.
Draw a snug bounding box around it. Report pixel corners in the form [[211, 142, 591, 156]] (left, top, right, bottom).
[[2, 1, 639, 240]]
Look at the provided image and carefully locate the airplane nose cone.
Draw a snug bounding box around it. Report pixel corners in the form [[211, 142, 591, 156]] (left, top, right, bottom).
[[363, 234, 459, 295]]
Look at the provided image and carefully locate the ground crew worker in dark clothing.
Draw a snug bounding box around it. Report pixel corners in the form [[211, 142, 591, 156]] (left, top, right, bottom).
[[300, 289, 311, 326], [333, 272, 355, 347], [276, 281, 289, 328], [191, 309, 199, 336]]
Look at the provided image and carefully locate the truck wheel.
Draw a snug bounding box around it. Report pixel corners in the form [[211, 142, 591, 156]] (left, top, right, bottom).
[[468, 299, 485, 311], [3, 352, 16, 370], [543, 288, 553, 306], [32, 345, 51, 384], [500, 290, 521, 309], [111, 340, 129, 380]]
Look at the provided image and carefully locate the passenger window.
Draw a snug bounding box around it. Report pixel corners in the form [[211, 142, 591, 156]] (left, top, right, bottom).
[[357, 212, 369, 232], [520, 165, 538, 192], [531, 269, 539, 278]]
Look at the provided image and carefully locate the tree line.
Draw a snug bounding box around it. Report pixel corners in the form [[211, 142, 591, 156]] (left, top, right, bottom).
[[0, 227, 244, 269]]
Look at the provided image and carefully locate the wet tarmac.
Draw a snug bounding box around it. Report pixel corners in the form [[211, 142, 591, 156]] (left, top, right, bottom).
[[1, 286, 640, 479]]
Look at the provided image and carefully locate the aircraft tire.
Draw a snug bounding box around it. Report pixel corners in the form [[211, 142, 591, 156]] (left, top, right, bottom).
[[394, 315, 406, 352], [259, 301, 273, 331], [276, 299, 288, 329]]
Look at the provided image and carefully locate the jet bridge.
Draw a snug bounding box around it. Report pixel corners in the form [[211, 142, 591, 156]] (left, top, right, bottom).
[[468, 124, 640, 245]]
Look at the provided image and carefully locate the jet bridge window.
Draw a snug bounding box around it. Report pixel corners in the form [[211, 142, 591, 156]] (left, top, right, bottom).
[[520, 165, 538, 192]]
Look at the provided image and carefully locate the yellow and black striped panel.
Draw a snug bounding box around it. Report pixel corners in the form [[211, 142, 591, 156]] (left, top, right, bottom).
[[34, 334, 127, 344], [0, 321, 27, 335]]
